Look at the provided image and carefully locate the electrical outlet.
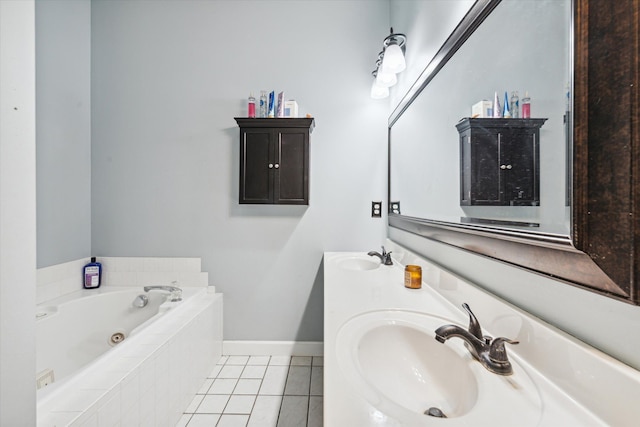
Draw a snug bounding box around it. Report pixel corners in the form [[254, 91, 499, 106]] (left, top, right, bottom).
[[389, 201, 401, 214], [371, 201, 382, 218], [36, 368, 55, 389]]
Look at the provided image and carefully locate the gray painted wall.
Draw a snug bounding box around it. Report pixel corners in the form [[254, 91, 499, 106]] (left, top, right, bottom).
[[389, 0, 640, 371], [36, 0, 92, 268], [90, 0, 389, 341]]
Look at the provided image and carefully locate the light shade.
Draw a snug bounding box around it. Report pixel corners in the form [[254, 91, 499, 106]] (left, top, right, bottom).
[[381, 43, 406, 74], [370, 80, 389, 99], [375, 68, 397, 88]]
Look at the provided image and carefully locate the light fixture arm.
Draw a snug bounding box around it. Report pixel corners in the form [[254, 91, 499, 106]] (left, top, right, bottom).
[[383, 27, 407, 53]]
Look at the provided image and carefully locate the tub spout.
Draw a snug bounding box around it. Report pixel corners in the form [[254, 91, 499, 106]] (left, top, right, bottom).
[[143, 284, 182, 302]]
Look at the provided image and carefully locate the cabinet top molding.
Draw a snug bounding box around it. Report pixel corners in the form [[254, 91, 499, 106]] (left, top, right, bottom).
[[234, 117, 315, 133], [456, 117, 547, 131]]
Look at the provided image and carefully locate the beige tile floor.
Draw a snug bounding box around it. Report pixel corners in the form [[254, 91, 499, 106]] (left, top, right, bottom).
[[177, 355, 323, 427]]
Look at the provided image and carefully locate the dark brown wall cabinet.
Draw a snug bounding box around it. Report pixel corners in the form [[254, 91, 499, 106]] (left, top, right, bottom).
[[235, 118, 314, 205], [456, 117, 546, 206]]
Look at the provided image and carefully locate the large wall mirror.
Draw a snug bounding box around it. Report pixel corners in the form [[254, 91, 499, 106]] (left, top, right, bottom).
[[388, 0, 640, 304]]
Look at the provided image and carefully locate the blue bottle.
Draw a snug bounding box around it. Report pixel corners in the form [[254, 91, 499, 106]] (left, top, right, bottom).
[[83, 257, 102, 289]]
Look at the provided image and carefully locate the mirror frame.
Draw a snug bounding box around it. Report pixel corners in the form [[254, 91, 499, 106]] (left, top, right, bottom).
[[388, 0, 640, 304]]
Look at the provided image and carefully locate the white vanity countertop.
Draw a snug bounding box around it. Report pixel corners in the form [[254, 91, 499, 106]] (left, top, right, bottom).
[[323, 248, 640, 426]]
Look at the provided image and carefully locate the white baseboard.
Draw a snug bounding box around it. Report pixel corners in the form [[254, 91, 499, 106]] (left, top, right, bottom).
[[222, 340, 323, 356]]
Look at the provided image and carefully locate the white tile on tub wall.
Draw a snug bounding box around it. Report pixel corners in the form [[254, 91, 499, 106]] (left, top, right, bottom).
[[120, 368, 140, 415], [137, 271, 179, 287], [97, 386, 122, 427], [177, 271, 208, 287], [173, 257, 202, 273], [36, 282, 60, 304]]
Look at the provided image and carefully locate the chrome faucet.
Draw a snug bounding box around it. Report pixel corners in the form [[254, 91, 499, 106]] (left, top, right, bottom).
[[368, 246, 393, 265], [434, 303, 519, 375], [143, 283, 183, 302]]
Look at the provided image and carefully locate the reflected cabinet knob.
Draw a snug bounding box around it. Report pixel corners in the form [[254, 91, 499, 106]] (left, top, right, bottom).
[[500, 164, 513, 170], [274, 164, 280, 169], [268, 163, 274, 169]]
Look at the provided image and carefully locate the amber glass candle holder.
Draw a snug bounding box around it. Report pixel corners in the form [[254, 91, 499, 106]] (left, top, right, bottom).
[[404, 265, 422, 289]]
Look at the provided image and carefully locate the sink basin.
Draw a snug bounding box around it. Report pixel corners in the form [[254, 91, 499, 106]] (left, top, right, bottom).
[[336, 310, 542, 426], [336, 256, 380, 271]]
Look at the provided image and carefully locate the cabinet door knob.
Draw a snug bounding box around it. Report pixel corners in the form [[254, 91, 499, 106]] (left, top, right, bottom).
[[274, 164, 280, 169], [500, 165, 506, 170], [506, 164, 512, 170], [268, 163, 274, 169]]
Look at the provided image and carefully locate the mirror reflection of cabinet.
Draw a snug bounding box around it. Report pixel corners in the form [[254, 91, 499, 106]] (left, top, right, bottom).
[[457, 118, 546, 206]]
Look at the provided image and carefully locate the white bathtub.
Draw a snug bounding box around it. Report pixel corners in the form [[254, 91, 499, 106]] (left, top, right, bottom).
[[37, 286, 223, 427]]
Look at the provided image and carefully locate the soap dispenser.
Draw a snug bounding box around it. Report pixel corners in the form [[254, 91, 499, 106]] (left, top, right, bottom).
[[83, 257, 102, 289]]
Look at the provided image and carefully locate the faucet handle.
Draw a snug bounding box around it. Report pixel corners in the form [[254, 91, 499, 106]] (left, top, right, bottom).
[[488, 337, 519, 363], [462, 303, 483, 340]]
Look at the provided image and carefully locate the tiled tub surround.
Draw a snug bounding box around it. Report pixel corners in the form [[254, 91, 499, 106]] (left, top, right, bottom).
[[178, 355, 323, 427], [324, 246, 640, 426], [37, 287, 223, 427], [36, 257, 221, 427], [37, 257, 209, 304]]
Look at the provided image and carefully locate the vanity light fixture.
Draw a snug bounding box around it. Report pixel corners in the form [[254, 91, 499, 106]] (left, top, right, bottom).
[[370, 70, 390, 99], [370, 28, 407, 99]]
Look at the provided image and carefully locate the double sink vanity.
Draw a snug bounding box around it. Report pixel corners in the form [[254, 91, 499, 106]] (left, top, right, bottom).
[[324, 242, 640, 426]]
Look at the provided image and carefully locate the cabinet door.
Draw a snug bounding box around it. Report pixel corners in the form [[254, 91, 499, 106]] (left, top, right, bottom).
[[470, 130, 502, 205], [500, 130, 539, 205], [274, 129, 309, 204], [240, 129, 273, 203]]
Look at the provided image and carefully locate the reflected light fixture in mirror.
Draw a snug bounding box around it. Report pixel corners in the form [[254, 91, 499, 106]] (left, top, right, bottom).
[[370, 28, 407, 99]]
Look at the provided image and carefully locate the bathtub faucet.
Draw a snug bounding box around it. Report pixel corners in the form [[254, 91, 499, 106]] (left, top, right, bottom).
[[143, 284, 183, 302]]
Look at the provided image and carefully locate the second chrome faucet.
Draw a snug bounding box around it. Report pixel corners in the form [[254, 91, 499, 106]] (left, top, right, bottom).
[[368, 246, 393, 265], [434, 303, 519, 375]]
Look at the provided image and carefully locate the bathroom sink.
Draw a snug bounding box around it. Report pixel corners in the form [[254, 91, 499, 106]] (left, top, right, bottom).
[[336, 256, 381, 271], [335, 310, 542, 426]]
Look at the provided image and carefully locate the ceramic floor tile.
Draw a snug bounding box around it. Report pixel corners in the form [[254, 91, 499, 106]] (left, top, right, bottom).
[[290, 356, 312, 366], [241, 365, 267, 379], [186, 354, 324, 425], [209, 378, 238, 394], [208, 365, 222, 379], [276, 395, 308, 427], [185, 394, 204, 413], [226, 356, 249, 365], [197, 378, 213, 394], [284, 366, 311, 396], [186, 413, 220, 426], [247, 356, 270, 365], [310, 367, 323, 396], [268, 356, 291, 366], [195, 394, 229, 414], [247, 396, 282, 427], [218, 365, 244, 379], [307, 396, 323, 427], [175, 414, 191, 427], [224, 395, 256, 414], [234, 379, 261, 395], [216, 414, 250, 427], [259, 366, 289, 396]]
